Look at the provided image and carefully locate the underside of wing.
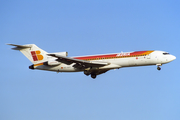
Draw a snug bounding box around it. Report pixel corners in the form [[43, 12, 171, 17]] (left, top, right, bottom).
[[47, 54, 110, 69], [91, 69, 110, 75]]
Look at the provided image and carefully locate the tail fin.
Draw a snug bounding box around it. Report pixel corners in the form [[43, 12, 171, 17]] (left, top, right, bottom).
[[7, 44, 48, 64]]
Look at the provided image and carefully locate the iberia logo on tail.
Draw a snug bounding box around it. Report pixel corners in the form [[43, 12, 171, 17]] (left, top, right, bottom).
[[31, 50, 44, 61]]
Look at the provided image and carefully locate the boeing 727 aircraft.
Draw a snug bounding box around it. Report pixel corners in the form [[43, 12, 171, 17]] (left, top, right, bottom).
[[8, 44, 176, 79]]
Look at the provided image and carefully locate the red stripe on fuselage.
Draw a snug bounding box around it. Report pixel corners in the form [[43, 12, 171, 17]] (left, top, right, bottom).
[[74, 51, 151, 60], [130, 51, 147, 56], [74, 54, 117, 60]]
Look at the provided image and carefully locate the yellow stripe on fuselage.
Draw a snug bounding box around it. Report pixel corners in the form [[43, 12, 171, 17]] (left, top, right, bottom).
[[142, 51, 154, 55]]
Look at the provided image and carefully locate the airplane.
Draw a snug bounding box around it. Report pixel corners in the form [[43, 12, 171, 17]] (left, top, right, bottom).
[[7, 44, 176, 79]]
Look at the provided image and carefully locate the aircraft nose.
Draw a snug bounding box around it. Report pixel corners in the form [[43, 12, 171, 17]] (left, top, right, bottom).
[[170, 55, 176, 61], [172, 55, 176, 60]]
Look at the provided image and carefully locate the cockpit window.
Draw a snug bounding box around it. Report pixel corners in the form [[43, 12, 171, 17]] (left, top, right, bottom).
[[163, 53, 170, 55]]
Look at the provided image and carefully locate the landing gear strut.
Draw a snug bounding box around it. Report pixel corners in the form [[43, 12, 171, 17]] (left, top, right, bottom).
[[156, 64, 162, 71], [91, 74, 97, 79]]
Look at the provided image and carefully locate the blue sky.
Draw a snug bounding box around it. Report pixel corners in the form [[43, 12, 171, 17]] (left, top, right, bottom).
[[1, 0, 180, 120]]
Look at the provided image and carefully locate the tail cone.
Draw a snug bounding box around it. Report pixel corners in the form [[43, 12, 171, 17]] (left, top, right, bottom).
[[29, 65, 34, 69]]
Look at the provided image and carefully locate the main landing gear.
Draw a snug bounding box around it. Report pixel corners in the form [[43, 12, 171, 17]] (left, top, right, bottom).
[[91, 74, 97, 79], [84, 70, 90, 76], [84, 70, 97, 79]]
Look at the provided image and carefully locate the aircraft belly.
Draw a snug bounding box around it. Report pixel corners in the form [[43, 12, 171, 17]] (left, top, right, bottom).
[[99, 64, 121, 69], [35, 64, 80, 72]]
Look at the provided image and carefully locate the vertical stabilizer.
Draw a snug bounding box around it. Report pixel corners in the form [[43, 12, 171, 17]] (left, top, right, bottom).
[[7, 44, 48, 64]]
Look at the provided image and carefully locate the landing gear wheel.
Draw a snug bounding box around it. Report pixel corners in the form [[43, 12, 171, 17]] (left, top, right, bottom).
[[157, 66, 161, 70], [91, 74, 97, 79], [84, 70, 90, 76]]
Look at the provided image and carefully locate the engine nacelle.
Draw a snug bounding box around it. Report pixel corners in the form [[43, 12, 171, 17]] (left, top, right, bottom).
[[50, 52, 68, 56], [44, 52, 67, 66], [43, 60, 61, 66]]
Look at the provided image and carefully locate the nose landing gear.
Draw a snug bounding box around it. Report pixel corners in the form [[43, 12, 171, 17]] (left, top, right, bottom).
[[157, 66, 161, 70], [156, 64, 162, 71]]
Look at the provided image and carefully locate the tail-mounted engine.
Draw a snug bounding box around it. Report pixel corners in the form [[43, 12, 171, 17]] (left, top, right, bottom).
[[43, 60, 61, 66], [43, 52, 68, 66]]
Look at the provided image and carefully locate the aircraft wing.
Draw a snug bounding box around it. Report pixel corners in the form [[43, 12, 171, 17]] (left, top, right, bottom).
[[47, 54, 109, 68]]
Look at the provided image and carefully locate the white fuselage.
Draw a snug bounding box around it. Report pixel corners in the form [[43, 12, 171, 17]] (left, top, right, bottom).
[[34, 50, 176, 72], [8, 44, 176, 79]]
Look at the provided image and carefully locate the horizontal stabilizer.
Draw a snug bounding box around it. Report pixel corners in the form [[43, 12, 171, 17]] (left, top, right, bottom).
[[7, 44, 32, 50]]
